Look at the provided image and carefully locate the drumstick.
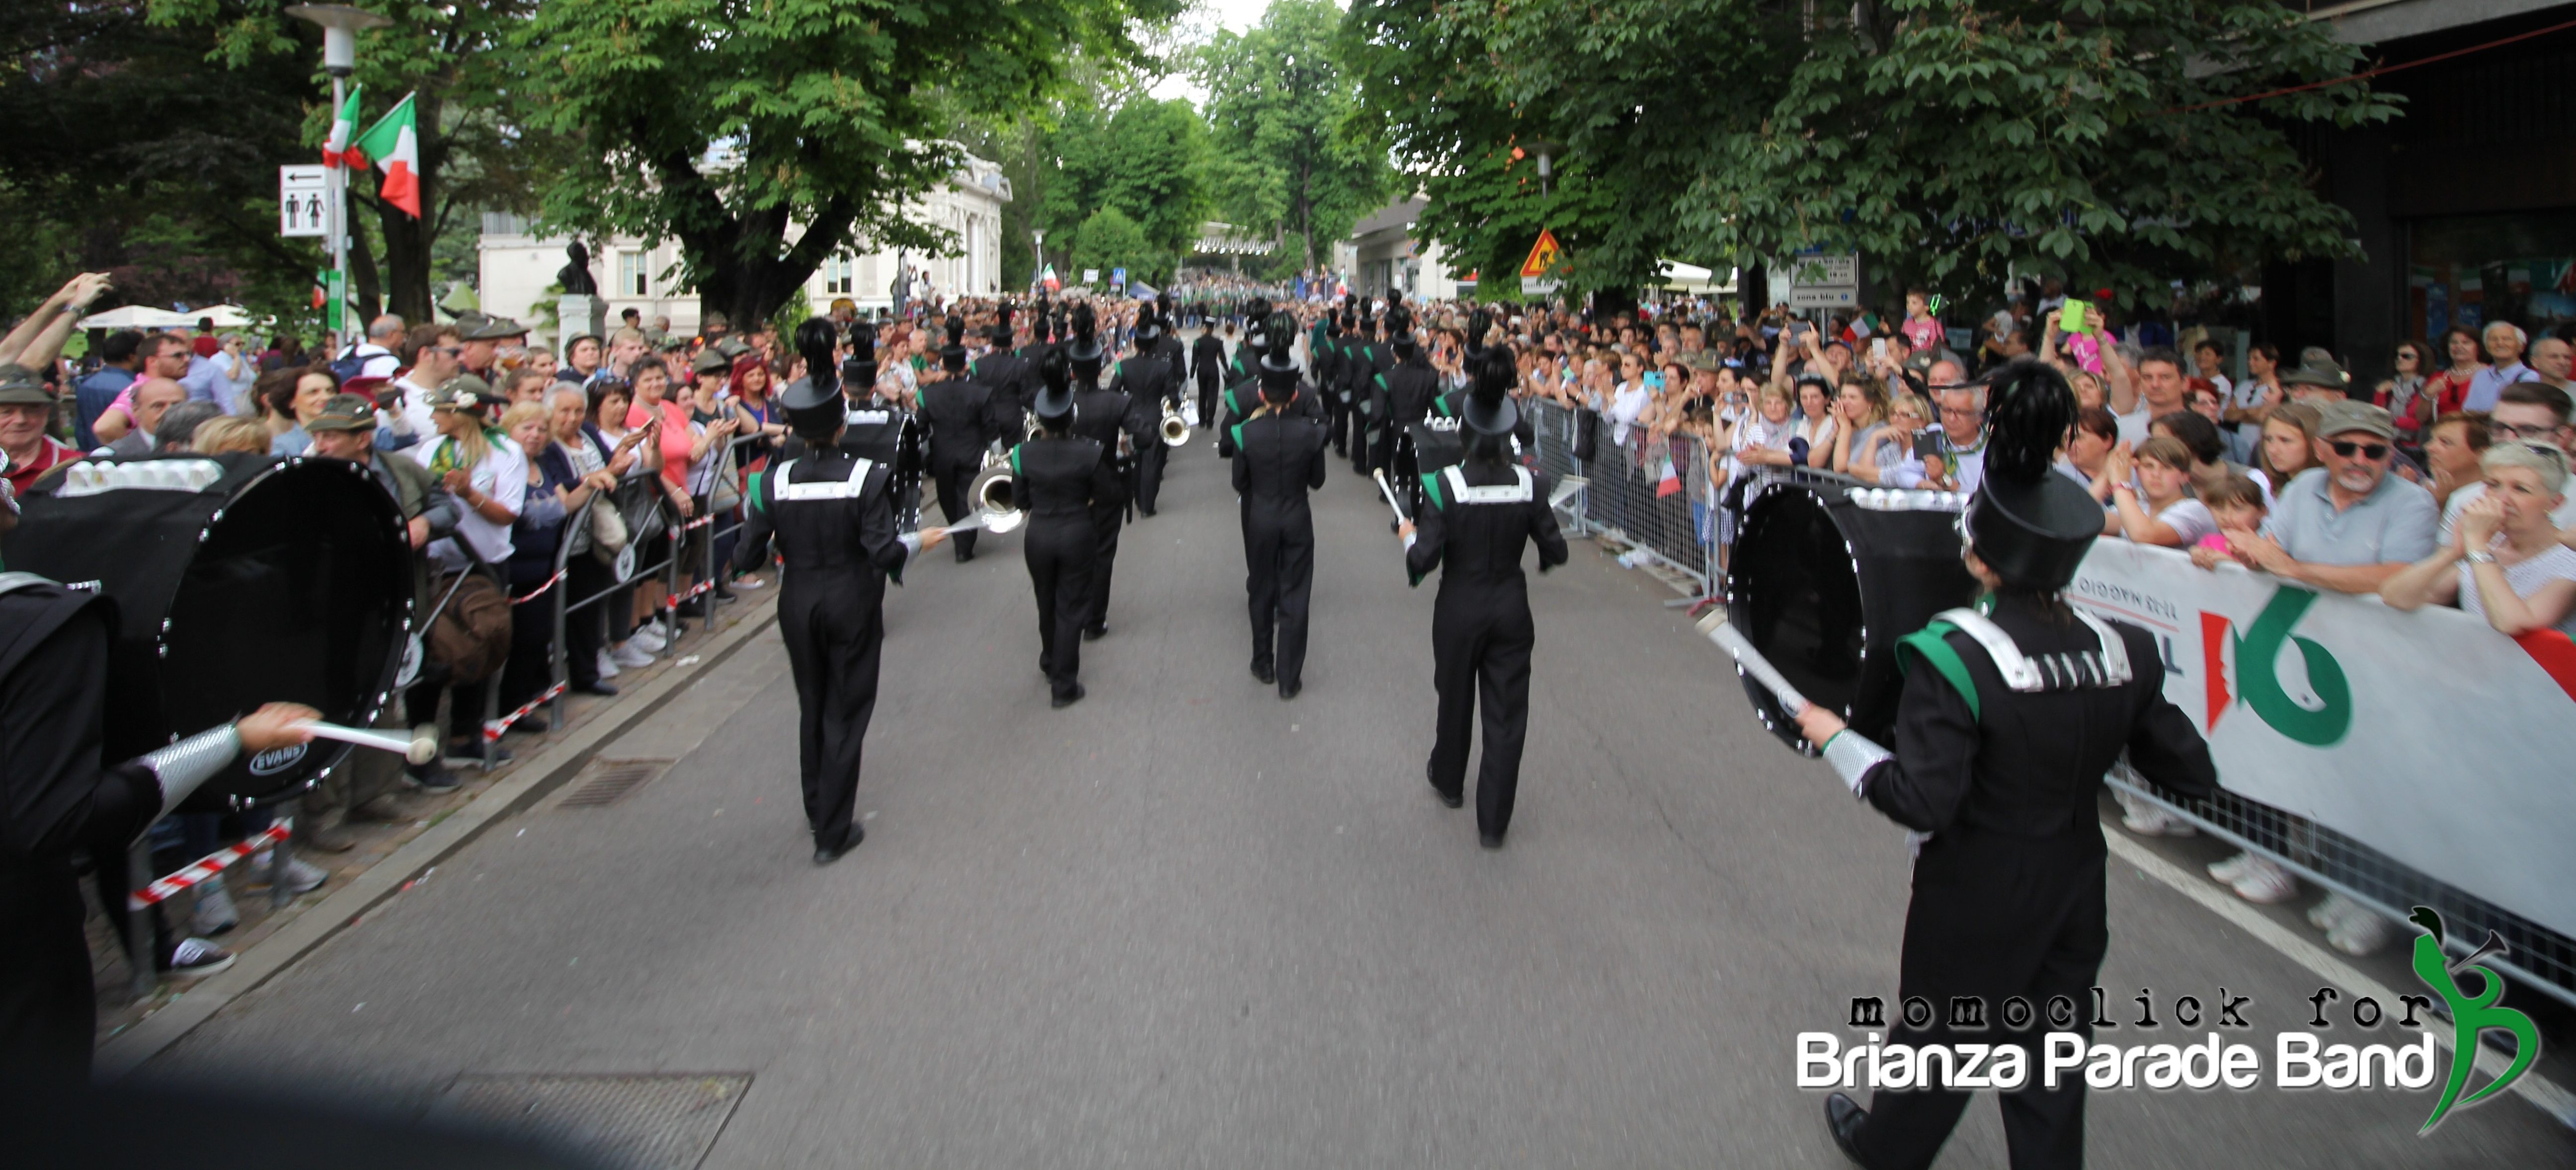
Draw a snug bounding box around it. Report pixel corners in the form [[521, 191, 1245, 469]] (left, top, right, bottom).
[[1692, 611, 1811, 718], [295, 721, 440, 765], [1371, 468, 1411, 525]]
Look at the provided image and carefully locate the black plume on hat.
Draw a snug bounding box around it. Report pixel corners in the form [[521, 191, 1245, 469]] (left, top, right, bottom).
[[1961, 356, 2100, 591], [941, 316, 968, 372], [1032, 345, 1077, 424], [1464, 308, 1493, 360], [1066, 303, 1104, 370], [1462, 345, 1519, 440], [783, 318, 848, 439], [990, 303, 1015, 344], [1259, 311, 1300, 376]]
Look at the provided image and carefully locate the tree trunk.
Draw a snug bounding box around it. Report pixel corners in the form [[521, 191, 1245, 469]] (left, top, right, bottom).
[[374, 90, 441, 323], [347, 203, 384, 325]]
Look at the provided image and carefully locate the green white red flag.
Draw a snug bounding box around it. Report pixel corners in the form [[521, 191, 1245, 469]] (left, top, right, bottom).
[[322, 86, 365, 169], [352, 92, 421, 218]]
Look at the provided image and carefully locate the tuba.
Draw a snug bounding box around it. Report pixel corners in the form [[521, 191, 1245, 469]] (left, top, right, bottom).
[[1159, 401, 1191, 447], [968, 449, 1024, 535]]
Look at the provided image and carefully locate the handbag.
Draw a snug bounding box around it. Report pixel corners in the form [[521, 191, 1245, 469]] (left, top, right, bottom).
[[1574, 407, 1601, 464], [588, 496, 629, 564]]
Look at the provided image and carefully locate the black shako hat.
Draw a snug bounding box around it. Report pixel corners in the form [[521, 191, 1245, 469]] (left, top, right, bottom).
[[1065, 303, 1105, 373], [1958, 357, 2098, 591], [1031, 347, 1077, 424], [940, 316, 968, 372], [1387, 305, 1418, 359], [782, 318, 849, 439], [1463, 347, 1519, 439], [1132, 309, 1162, 343], [989, 303, 1015, 345]]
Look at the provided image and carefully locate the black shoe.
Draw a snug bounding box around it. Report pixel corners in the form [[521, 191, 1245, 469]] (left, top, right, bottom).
[[1278, 678, 1300, 701], [675, 599, 707, 618], [1050, 683, 1086, 709], [813, 822, 865, 865], [716, 589, 740, 606], [1251, 660, 1276, 685], [1824, 1092, 1868, 1165], [1428, 762, 1463, 808], [573, 681, 619, 696], [1081, 625, 1106, 642], [956, 547, 975, 562], [1479, 831, 1505, 850], [405, 763, 461, 793]]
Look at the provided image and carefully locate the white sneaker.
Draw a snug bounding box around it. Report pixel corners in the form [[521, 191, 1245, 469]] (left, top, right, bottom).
[[2308, 891, 2364, 931], [733, 575, 766, 589], [612, 642, 654, 669], [596, 648, 621, 679], [167, 937, 236, 978], [2327, 909, 2396, 956], [629, 628, 665, 653], [192, 879, 239, 936], [238, 851, 327, 895], [2207, 851, 2254, 884], [2231, 856, 2299, 904], [2115, 790, 2171, 835]]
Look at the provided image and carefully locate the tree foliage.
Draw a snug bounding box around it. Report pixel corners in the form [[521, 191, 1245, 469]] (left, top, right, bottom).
[[1198, 0, 1398, 273], [1344, 0, 2399, 310], [1071, 206, 1161, 284], [512, 0, 1177, 327]]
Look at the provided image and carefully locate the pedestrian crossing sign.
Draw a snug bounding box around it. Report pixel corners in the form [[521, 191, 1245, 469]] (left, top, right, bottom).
[[1520, 229, 1563, 278]]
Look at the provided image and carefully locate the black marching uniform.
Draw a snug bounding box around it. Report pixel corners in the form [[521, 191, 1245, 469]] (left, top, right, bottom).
[[1813, 357, 2218, 1170], [1349, 331, 1395, 474], [733, 446, 913, 858], [972, 342, 1034, 433], [1231, 395, 1330, 694], [1403, 458, 1568, 841], [1015, 436, 1120, 704], [1069, 378, 1147, 637], [919, 371, 1000, 560], [1191, 329, 1228, 438], [1376, 346, 1444, 515], [1114, 347, 1181, 516]]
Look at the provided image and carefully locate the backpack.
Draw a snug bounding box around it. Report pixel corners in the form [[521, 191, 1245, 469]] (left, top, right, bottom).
[[328, 344, 371, 385], [424, 569, 512, 683]]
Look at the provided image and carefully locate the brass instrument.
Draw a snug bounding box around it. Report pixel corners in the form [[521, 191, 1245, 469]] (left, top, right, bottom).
[[967, 449, 1025, 535], [1159, 402, 1191, 447]]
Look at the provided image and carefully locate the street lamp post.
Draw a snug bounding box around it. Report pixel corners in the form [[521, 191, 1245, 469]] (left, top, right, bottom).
[[1032, 230, 1046, 293], [287, 4, 390, 353]]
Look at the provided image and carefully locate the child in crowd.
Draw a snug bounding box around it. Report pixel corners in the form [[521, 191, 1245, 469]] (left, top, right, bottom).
[[2186, 474, 2268, 571]]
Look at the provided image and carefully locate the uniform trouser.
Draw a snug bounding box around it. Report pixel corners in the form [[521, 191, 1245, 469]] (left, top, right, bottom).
[[777, 573, 884, 849], [1, 871, 96, 1081], [1855, 832, 2107, 1170], [1394, 442, 1423, 519], [1350, 401, 1373, 472], [1243, 509, 1316, 684], [1085, 498, 1124, 633], [1198, 377, 1222, 446], [1323, 390, 1349, 456], [1136, 441, 1169, 515], [1023, 515, 1095, 700], [1427, 582, 1535, 837], [930, 458, 979, 557]]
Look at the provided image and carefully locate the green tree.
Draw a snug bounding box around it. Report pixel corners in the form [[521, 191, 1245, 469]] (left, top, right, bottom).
[[1071, 206, 1163, 285], [1344, 0, 2398, 311], [511, 0, 1176, 329], [1198, 0, 1397, 273]]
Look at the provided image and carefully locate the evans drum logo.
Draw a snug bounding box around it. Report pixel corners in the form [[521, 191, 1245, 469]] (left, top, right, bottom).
[[247, 742, 309, 776]]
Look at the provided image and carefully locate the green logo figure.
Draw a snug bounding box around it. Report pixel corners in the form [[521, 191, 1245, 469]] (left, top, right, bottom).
[[2237, 588, 2351, 746], [2408, 907, 2542, 1133]]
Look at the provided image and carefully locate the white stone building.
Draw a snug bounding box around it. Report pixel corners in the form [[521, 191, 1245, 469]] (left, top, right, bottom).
[[478, 152, 1012, 347]]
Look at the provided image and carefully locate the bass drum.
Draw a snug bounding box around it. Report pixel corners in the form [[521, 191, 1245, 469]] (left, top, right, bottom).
[[3, 454, 413, 810], [1724, 474, 1979, 753]]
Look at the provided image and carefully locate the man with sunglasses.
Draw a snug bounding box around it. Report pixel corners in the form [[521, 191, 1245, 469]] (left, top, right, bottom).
[[2229, 400, 2437, 595], [2438, 381, 2576, 547]]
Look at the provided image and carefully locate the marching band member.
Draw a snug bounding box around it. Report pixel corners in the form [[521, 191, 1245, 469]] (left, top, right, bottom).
[[921, 316, 1002, 562], [1115, 309, 1181, 517], [1400, 348, 1569, 848], [1065, 305, 1148, 641], [735, 320, 948, 865], [1792, 358, 2215, 1170], [1015, 349, 1122, 707], [1232, 312, 1331, 699], [1374, 307, 1443, 518]]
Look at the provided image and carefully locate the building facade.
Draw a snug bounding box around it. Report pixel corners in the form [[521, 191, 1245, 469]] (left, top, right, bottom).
[[1349, 196, 1468, 302], [478, 154, 1011, 347]]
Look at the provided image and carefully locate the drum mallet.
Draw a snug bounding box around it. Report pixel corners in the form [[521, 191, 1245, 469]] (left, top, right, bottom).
[[1372, 468, 1412, 526], [1693, 610, 1811, 718], [295, 721, 440, 765]]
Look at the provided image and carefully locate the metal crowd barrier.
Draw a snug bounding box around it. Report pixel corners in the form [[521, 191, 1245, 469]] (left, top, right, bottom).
[[2111, 767, 2576, 1009], [1523, 398, 1717, 600]]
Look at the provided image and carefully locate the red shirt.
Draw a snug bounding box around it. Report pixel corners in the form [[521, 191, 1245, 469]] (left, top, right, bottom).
[[4, 435, 79, 496], [191, 335, 222, 358], [627, 396, 695, 489], [2428, 367, 2485, 417]]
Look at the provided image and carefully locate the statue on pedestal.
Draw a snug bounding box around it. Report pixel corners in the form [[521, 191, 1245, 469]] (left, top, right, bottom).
[[558, 242, 599, 297]]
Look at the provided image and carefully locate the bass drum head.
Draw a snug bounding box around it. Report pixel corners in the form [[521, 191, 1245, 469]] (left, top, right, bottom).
[[161, 459, 411, 809], [1728, 484, 1866, 753], [1726, 479, 1979, 753]]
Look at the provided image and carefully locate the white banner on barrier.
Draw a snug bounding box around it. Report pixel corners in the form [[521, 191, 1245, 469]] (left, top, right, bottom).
[[2067, 542, 2576, 936]]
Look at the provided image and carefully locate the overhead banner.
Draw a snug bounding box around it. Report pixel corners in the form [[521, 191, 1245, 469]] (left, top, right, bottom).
[[2068, 542, 2576, 936]]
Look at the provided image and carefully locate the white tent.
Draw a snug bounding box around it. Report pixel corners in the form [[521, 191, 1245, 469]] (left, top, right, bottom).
[[74, 305, 196, 330], [194, 305, 260, 329], [1652, 259, 1736, 295]]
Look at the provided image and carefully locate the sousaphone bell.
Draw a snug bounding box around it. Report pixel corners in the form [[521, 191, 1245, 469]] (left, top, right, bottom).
[[968, 451, 1025, 534], [1160, 403, 1191, 447]]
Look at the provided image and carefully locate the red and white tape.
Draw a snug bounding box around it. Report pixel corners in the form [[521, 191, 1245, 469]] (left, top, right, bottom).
[[482, 680, 567, 742], [663, 577, 717, 608], [130, 821, 292, 910], [680, 514, 715, 532], [510, 568, 566, 606]]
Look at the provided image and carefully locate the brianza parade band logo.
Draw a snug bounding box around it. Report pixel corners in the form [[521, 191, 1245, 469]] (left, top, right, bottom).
[[1797, 909, 2540, 1133]]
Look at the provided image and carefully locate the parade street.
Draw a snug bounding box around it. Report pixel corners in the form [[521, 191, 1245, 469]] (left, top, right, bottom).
[[138, 379, 2568, 1168]]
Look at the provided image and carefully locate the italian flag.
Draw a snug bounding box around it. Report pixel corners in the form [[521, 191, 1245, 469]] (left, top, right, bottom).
[[352, 92, 421, 218], [322, 86, 364, 169]]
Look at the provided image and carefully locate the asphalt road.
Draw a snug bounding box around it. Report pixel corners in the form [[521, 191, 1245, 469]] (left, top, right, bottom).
[[151, 360, 2569, 1167]]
